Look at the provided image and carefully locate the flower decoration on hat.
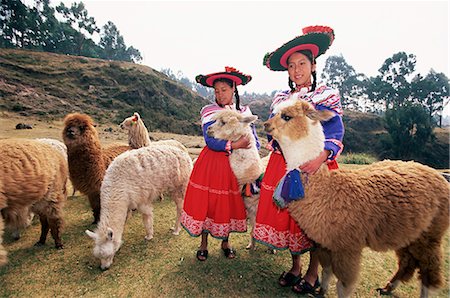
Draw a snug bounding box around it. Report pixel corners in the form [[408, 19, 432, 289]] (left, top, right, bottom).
[[263, 25, 335, 71], [195, 66, 252, 88]]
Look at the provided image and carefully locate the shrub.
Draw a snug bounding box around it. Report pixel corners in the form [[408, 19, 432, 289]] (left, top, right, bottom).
[[339, 153, 378, 165]]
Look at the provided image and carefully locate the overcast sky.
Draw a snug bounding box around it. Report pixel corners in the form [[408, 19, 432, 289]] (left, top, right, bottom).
[[67, 0, 449, 96]]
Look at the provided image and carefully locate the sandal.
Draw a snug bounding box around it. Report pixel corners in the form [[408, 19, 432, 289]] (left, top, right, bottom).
[[292, 277, 320, 295], [278, 271, 301, 287], [196, 250, 208, 261], [222, 247, 236, 259]]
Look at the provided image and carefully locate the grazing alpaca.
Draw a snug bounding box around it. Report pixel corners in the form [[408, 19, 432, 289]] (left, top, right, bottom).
[[120, 112, 188, 152], [0, 139, 68, 266], [264, 99, 449, 298], [86, 145, 193, 270], [207, 109, 263, 250], [62, 113, 130, 224]]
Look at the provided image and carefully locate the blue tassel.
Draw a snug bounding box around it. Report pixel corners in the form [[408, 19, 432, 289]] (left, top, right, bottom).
[[272, 169, 304, 209]]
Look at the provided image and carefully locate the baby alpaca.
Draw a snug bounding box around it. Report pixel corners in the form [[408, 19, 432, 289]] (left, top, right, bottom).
[[207, 109, 263, 250], [86, 145, 193, 270], [265, 99, 449, 298]]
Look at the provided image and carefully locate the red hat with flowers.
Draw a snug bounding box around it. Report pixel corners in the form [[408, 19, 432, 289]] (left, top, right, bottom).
[[263, 25, 335, 71], [195, 66, 252, 87]]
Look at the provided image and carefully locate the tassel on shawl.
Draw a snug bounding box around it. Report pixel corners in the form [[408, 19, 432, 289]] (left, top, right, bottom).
[[273, 169, 304, 208]]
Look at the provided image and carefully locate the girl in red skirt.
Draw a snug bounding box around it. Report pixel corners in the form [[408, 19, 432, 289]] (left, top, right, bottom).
[[181, 67, 260, 261], [254, 26, 344, 295]]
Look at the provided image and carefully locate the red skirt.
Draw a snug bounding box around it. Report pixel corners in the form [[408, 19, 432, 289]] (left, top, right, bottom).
[[253, 152, 314, 254], [181, 147, 247, 239]]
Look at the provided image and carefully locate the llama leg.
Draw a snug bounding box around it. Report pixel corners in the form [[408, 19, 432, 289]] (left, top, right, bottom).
[[48, 212, 64, 249], [377, 247, 416, 295], [35, 214, 49, 246], [246, 213, 256, 250], [412, 236, 445, 297], [331, 249, 361, 298], [171, 193, 183, 235], [0, 216, 7, 266], [317, 247, 333, 295], [88, 193, 101, 224], [141, 205, 154, 240]]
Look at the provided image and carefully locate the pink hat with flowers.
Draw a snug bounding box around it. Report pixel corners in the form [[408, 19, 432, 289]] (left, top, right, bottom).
[[195, 66, 252, 87], [263, 25, 335, 71]]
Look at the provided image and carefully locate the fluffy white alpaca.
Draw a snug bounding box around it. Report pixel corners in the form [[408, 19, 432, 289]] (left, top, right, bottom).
[[85, 145, 193, 270], [206, 109, 263, 249], [265, 99, 449, 298]]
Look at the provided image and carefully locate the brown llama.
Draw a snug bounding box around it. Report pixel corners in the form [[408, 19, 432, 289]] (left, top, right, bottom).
[[0, 139, 68, 266], [62, 113, 130, 224], [264, 99, 449, 298]]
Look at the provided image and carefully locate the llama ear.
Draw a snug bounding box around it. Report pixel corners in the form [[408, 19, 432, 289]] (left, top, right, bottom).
[[301, 102, 334, 122], [133, 112, 140, 120], [106, 228, 114, 241], [85, 230, 98, 240], [242, 115, 258, 124]]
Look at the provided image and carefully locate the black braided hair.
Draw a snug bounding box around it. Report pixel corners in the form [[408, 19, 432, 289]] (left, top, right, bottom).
[[288, 49, 317, 92], [213, 78, 240, 110], [234, 87, 241, 111]]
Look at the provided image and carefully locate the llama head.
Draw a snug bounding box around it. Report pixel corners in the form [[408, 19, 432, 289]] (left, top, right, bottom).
[[86, 228, 122, 270], [120, 112, 141, 130], [62, 113, 98, 147], [207, 110, 257, 142], [264, 100, 334, 165]]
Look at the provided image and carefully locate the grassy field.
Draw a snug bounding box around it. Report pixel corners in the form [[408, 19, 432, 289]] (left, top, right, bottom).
[[0, 112, 449, 297]]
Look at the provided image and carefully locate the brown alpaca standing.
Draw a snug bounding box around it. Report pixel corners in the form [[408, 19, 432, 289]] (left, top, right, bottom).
[[62, 113, 130, 224], [0, 139, 68, 266], [264, 99, 449, 298]]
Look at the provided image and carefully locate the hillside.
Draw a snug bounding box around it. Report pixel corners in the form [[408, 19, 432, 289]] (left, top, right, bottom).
[[0, 48, 209, 135], [0, 48, 448, 168]]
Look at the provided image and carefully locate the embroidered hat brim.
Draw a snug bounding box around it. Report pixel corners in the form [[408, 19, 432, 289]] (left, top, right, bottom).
[[196, 66, 252, 87], [263, 26, 335, 71]]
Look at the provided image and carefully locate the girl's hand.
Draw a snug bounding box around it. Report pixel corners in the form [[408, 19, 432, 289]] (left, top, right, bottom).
[[300, 150, 330, 174], [231, 135, 251, 149]]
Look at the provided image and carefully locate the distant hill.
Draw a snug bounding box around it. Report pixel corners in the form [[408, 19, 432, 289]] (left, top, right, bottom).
[[0, 48, 448, 168], [0, 48, 209, 135]]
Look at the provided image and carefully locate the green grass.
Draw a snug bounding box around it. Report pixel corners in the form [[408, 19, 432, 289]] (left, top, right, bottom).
[[1, 195, 448, 297]]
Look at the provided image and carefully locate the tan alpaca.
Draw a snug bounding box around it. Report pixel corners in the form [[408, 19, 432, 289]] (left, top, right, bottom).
[[0, 139, 68, 266], [264, 99, 449, 298], [120, 112, 188, 152], [207, 109, 263, 250]]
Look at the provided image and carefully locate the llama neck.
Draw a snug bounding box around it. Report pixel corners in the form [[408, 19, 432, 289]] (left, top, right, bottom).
[[277, 124, 325, 171], [129, 120, 151, 149], [97, 192, 129, 243]]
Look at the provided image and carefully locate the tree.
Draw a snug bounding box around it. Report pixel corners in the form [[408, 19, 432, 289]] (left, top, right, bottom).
[[411, 70, 449, 127], [383, 103, 433, 159], [56, 1, 99, 55], [369, 52, 416, 110], [99, 21, 141, 62], [0, 0, 29, 48], [321, 55, 368, 110]]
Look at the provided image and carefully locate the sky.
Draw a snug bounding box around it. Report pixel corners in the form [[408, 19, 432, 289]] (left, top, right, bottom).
[[63, 0, 449, 95], [44, 0, 449, 115]]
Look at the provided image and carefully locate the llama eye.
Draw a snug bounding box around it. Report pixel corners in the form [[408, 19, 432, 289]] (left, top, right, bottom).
[[281, 114, 292, 121]]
